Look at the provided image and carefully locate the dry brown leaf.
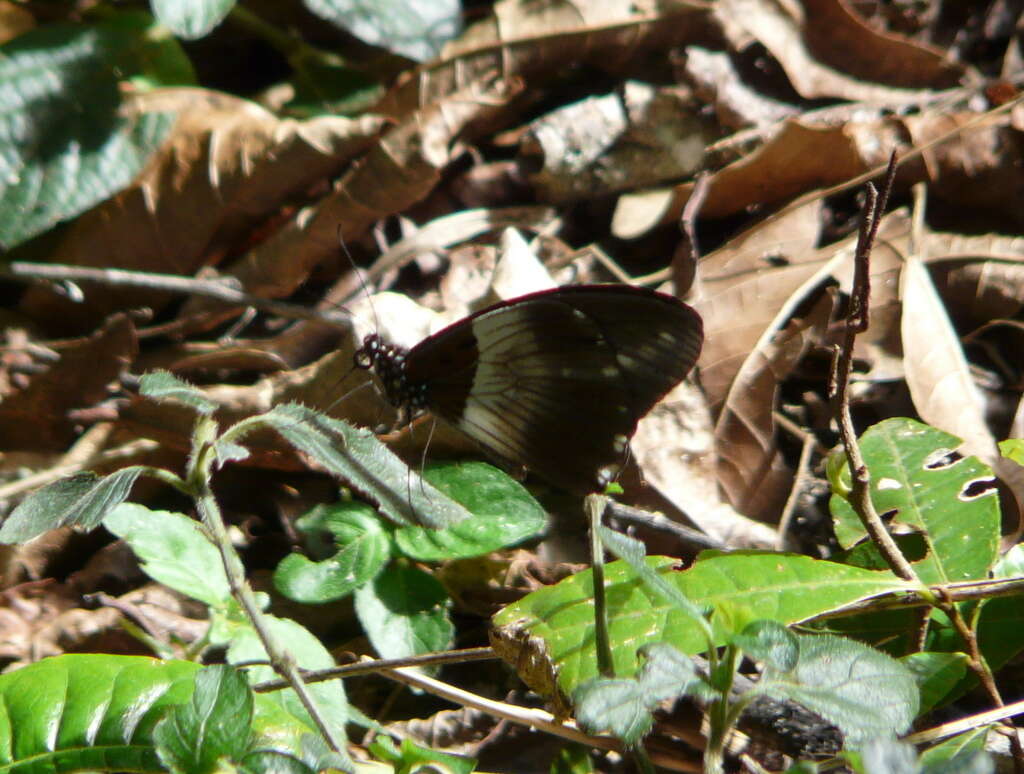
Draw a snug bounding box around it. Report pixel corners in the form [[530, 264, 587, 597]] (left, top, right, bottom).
[[523, 83, 715, 202], [375, 0, 719, 119], [617, 117, 902, 233], [19, 88, 386, 335], [0, 314, 137, 451], [693, 199, 826, 410], [901, 256, 994, 460], [902, 112, 1024, 227], [714, 291, 834, 522], [899, 255, 1024, 532], [717, 0, 964, 101], [204, 75, 522, 325]]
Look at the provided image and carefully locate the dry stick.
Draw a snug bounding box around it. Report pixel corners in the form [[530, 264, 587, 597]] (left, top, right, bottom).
[[829, 155, 1023, 769], [3, 262, 353, 328], [828, 154, 917, 584]]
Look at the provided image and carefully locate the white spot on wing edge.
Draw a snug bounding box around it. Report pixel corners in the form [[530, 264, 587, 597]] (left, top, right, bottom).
[[877, 478, 902, 490]]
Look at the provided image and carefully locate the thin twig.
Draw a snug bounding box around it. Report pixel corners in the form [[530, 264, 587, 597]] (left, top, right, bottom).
[[4, 262, 353, 327], [828, 152, 918, 583]]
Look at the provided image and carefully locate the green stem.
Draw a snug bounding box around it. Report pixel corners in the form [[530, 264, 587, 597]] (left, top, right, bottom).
[[187, 418, 345, 752], [587, 495, 613, 678]]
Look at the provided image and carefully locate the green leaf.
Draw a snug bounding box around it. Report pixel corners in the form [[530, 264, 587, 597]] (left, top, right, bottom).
[[273, 502, 391, 603], [394, 461, 546, 561], [227, 617, 350, 751], [354, 563, 453, 663], [734, 620, 798, 672], [0, 654, 319, 774], [918, 728, 993, 773], [492, 553, 909, 699], [901, 651, 968, 714], [573, 678, 654, 746], [574, 643, 704, 747], [0, 466, 148, 542], [304, 0, 461, 62], [154, 665, 253, 774], [140, 370, 218, 415], [0, 655, 199, 773], [999, 438, 1024, 467], [550, 743, 595, 774], [828, 418, 1000, 584], [152, 0, 236, 39], [0, 13, 186, 248], [599, 526, 708, 623], [367, 736, 475, 774], [104, 503, 232, 608], [249, 403, 471, 529], [762, 634, 919, 747]]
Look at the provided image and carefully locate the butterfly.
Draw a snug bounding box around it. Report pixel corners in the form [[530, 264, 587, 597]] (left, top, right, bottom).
[[354, 285, 703, 494]]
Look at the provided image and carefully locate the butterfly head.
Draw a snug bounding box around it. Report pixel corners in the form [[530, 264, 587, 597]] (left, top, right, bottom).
[[354, 333, 428, 412]]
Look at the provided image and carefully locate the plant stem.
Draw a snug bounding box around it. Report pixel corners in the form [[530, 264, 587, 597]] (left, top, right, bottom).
[[188, 417, 346, 753], [587, 495, 614, 678]]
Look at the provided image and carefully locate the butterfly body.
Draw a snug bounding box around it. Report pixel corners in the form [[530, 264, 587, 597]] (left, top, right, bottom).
[[354, 285, 703, 494]]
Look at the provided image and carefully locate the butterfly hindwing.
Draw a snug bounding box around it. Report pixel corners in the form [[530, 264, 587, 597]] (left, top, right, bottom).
[[402, 286, 703, 493]]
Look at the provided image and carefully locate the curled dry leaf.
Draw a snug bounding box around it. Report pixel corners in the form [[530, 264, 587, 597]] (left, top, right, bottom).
[[717, 0, 965, 101], [19, 88, 386, 335], [693, 199, 825, 410], [715, 291, 835, 522]]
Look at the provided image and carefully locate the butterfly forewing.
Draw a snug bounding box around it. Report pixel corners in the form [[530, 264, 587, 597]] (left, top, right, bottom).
[[400, 286, 703, 494]]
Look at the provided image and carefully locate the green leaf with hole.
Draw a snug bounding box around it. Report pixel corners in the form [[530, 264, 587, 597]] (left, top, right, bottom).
[[394, 461, 546, 561], [828, 418, 999, 584], [492, 553, 910, 699]]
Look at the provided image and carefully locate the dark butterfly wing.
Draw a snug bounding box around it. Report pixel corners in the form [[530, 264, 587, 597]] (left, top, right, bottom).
[[404, 285, 703, 494]]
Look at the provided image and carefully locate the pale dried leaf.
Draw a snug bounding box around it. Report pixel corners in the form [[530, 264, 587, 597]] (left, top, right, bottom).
[[714, 291, 834, 521]]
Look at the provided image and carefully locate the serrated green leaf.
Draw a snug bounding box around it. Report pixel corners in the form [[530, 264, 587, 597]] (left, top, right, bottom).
[[248, 403, 471, 529], [573, 678, 653, 746], [394, 461, 546, 561], [0, 14, 187, 248], [140, 370, 218, 415], [104, 503, 231, 608], [304, 0, 461, 62], [492, 553, 910, 698], [273, 503, 391, 603], [354, 563, 453, 664], [734, 620, 798, 672], [154, 665, 253, 773], [763, 634, 919, 747], [828, 418, 1000, 584], [152, 0, 235, 39], [0, 466, 148, 542]]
